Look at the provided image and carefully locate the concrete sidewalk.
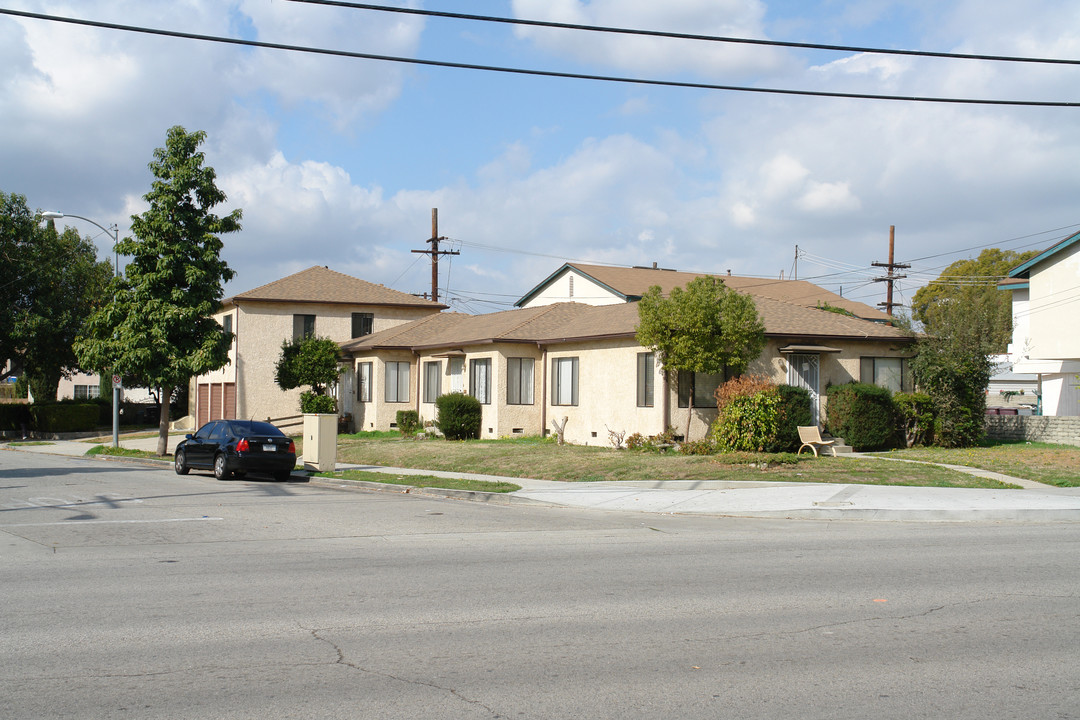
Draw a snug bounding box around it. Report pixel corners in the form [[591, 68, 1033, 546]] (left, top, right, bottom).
[[5, 436, 1080, 523]]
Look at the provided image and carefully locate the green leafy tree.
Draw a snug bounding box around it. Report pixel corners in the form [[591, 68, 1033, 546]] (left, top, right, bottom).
[[19, 220, 113, 400], [1, 191, 112, 398], [274, 335, 342, 413], [75, 126, 241, 455], [0, 191, 35, 374], [636, 276, 766, 440], [911, 248, 1037, 353]]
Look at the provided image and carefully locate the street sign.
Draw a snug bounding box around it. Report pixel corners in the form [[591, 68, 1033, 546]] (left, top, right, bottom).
[[112, 374, 122, 389]]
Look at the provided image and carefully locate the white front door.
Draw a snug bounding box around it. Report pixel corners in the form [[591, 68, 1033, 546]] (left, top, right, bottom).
[[788, 353, 820, 425]]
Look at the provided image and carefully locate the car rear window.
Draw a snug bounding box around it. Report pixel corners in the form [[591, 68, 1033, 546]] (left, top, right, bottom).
[[227, 420, 284, 437]]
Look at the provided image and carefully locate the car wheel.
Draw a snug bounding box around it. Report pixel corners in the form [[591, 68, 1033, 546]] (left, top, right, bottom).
[[213, 453, 231, 480], [174, 449, 190, 475], [274, 469, 292, 482]]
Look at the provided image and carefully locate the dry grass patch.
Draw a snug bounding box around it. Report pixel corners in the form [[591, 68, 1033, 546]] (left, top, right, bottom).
[[336, 436, 1016, 488], [874, 441, 1080, 487]]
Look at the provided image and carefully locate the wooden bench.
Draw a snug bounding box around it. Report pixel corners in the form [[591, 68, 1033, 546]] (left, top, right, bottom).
[[797, 426, 837, 457]]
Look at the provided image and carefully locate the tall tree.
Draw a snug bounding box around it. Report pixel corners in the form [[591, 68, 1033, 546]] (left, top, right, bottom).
[[911, 248, 1037, 353], [636, 276, 766, 440], [75, 126, 241, 455], [1, 190, 111, 396], [1, 191, 36, 376], [18, 220, 112, 400]]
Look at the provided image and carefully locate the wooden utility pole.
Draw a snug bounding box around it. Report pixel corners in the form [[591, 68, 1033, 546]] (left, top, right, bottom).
[[411, 208, 459, 303], [872, 225, 911, 316]]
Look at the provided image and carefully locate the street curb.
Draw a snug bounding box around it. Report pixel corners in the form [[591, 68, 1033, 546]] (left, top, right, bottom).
[[307, 476, 553, 506]]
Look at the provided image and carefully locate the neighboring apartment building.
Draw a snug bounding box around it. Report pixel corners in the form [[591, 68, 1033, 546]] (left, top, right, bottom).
[[1000, 231, 1080, 415], [342, 264, 914, 444], [190, 266, 445, 430]]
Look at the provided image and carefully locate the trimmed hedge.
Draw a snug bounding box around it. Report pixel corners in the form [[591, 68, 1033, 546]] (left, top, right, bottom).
[[825, 383, 900, 451], [435, 392, 482, 441], [28, 403, 100, 433], [0, 402, 32, 432]]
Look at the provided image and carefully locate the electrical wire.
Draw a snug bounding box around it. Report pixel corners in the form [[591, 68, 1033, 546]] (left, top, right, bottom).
[[286, 0, 1080, 68], [1, 8, 1078, 107]]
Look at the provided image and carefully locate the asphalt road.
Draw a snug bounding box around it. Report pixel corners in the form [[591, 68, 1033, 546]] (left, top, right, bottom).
[[3, 450, 1079, 719]]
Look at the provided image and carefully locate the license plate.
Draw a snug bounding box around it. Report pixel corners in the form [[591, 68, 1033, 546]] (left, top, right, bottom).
[[263, 444, 276, 452]]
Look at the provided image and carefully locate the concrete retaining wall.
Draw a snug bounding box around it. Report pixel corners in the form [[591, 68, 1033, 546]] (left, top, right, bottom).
[[985, 415, 1080, 446]]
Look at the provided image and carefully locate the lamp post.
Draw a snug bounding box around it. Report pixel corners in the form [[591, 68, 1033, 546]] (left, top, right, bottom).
[[41, 211, 121, 449]]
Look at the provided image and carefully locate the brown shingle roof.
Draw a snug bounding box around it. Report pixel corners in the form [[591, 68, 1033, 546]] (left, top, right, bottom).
[[343, 296, 911, 354], [520, 263, 891, 323], [226, 266, 447, 309]]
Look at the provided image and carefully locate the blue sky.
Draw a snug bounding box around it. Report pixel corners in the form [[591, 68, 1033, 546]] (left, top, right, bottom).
[[3, 0, 1080, 314]]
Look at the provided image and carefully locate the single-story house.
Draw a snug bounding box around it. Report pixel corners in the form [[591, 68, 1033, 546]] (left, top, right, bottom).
[[189, 266, 445, 430], [342, 264, 915, 444], [999, 231, 1080, 416]]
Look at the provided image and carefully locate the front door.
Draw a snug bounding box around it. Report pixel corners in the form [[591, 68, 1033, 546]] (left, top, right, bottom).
[[788, 353, 820, 425]]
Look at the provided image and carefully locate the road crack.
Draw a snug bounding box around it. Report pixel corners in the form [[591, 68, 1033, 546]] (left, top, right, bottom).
[[307, 627, 507, 718]]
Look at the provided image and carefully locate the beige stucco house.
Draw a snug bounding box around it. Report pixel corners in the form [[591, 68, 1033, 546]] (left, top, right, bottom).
[[190, 266, 445, 430], [1000, 232, 1080, 415], [342, 263, 915, 444]]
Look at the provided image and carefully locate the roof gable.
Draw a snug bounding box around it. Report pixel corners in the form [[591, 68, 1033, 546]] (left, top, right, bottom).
[[1007, 230, 1080, 279], [227, 266, 447, 309], [517, 262, 891, 323]]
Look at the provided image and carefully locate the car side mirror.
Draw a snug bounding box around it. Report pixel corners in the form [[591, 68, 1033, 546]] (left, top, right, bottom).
[[185, 433, 193, 440]]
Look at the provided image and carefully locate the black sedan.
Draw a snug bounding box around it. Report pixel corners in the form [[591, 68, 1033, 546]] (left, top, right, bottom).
[[174, 419, 297, 481]]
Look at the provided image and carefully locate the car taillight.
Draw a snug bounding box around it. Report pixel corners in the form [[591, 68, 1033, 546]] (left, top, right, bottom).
[[287, 439, 296, 453], [236, 438, 249, 452]]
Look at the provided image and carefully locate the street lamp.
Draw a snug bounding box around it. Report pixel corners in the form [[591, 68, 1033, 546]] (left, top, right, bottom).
[[41, 211, 121, 449]]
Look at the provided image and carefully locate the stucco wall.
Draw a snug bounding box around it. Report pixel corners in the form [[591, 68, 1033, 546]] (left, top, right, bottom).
[[193, 300, 437, 425], [1028, 241, 1080, 360]]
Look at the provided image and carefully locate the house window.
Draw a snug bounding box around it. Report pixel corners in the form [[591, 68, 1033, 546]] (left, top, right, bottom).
[[448, 357, 465, 393], [551, 357, 578, 406], [222, 314, 232, 336], [351, 312, 374, 338], [385, 361, 410, 403], [677, 370, 725, 408], [74, 384, 100, 400], [861, 357, 908, 392], [293, 314, 315, 340], [507, 358, 534, 405], [423, 361, 442, 403], [357, 362, 372, 402], [636, 352, 654, 408], [470, 358, 491, 404]]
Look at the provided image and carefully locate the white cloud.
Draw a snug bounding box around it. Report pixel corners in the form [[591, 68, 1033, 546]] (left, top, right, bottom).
[[510, 0, 789, 78]]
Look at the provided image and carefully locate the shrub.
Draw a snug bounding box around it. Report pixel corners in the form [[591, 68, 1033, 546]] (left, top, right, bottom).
[[625, 427, 677, 452], [894, 392, 935, 447], [770, 385, 813, 453], [678, 438, 716, 455], [0, 402, 31, 432], [712, 375, 781, 452], [825, 383, 900, 451], [396, 410, 421, 437], [27, 402, 99, 433], [435, 392, 482, 440], [300, 391, 337, 414]]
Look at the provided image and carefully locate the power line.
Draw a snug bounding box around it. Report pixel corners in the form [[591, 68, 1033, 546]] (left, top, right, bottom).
[[2, 8, 1078, 108], [286, 0, 1080, 68]]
